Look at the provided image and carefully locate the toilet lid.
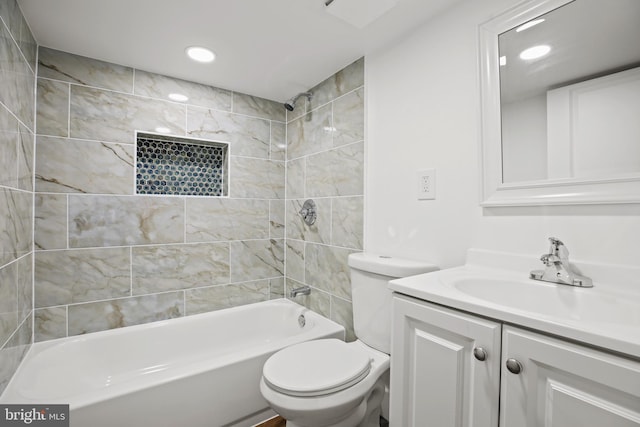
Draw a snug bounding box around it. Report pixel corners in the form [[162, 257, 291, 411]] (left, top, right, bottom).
[[263, 339, 372, 397]]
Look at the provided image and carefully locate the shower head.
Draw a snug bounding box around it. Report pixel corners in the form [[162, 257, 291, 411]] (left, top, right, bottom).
[[284, 92, 313, 111]]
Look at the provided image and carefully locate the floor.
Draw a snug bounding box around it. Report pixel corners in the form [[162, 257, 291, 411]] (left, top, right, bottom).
[[255, 415, 389, 426], [255, 416, 286, 427]]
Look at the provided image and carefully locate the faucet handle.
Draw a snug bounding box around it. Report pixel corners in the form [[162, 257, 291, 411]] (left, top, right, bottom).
[[541, 254, 560, 265], [548, 237, 570, 260], [548, 237, 564, 250]]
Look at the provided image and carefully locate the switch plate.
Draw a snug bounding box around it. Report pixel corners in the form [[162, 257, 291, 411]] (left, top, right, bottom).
[[416, 169, 436, 200]]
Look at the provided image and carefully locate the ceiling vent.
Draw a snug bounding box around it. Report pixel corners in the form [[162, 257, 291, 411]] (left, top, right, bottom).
[[324, 0, 400, 29]]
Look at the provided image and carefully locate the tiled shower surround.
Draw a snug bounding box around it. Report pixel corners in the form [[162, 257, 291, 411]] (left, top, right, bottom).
[[0, 0, 36, 392], [32, 47, 365, 342]]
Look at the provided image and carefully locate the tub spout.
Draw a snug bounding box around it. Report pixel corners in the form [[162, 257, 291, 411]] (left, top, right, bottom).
[[289, 285, 311, 298]]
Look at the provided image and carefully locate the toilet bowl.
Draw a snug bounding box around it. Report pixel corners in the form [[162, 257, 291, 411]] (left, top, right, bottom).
[[260, 339, 389, 427], [260, 253, 438, 427]]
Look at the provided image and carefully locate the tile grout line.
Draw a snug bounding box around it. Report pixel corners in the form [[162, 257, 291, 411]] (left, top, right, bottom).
[[33, 237, 291, 253], [29, 44, 40, 345], [66, 194, 69, 250], [67, 82, 71, 137], [129, 246, 133, 297]]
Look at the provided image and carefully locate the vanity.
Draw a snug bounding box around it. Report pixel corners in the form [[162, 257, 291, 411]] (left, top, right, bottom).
[[388, 248, 640, 426]]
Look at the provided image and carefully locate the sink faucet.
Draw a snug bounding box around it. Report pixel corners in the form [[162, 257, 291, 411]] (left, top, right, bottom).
[[289, 285, 311, 298], [530, 237, 593, 287]]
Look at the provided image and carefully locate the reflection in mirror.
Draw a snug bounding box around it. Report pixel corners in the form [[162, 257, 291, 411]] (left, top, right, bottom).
[[498, 0, 640, 184]]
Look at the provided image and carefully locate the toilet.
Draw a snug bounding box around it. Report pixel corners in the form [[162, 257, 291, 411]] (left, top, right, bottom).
[[260, 253, 438, 427]]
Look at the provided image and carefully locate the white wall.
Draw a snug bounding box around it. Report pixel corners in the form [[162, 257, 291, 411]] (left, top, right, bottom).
[[365, 0, 640, 269]]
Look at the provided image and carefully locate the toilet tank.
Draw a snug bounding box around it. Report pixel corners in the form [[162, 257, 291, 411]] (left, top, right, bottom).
[[348, 253, 438, 354]]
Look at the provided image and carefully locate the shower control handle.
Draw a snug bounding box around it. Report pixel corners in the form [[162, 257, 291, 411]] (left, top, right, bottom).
[[299, 199, 317, 226]]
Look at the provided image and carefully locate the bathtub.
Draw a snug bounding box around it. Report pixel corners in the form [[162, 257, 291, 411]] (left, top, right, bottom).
[[1, 299, 344, 427]]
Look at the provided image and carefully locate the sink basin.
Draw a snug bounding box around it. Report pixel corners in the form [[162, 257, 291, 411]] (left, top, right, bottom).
[[451, 277, 640, 325], [388, 249, 640, 358]]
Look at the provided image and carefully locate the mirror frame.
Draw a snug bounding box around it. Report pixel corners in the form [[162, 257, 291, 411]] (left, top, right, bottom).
[[478, 0, 640, 206]]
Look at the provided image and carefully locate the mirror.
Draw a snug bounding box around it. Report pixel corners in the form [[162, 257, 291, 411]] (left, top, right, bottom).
[[479, 0, 640, 206]]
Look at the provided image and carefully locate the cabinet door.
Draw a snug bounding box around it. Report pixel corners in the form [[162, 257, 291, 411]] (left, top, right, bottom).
[[501, 326, 640, 427], [390, 294, 501, 427]]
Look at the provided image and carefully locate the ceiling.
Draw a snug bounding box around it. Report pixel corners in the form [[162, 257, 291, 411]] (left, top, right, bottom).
[[18, 0, 457, 102]]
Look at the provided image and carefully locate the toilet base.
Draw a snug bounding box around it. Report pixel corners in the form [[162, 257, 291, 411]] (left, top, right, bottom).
[[283, 376, 385, 427]]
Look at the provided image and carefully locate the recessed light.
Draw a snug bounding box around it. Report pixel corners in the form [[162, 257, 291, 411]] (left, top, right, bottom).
[[155, 127, 171, 134], [168, 93, 189, 102], [519, 45, 551, 60], [186, 46, 215, 63], [516, 18, 545, 32], [499, 56, 507, 66]]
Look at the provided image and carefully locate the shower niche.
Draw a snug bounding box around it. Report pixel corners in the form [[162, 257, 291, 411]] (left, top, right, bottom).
[[136, 132, 229, 197]]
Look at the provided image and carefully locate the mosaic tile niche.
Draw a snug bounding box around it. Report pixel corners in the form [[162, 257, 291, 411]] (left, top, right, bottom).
[[136, 132, 228, 196]]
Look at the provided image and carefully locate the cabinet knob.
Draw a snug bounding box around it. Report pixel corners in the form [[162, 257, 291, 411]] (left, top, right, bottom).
[[473, 347, 487, 361], [506, 358, 523, 374]]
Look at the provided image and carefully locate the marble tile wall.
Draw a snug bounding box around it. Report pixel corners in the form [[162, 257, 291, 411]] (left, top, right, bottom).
[[284, 58, 365, 341], [0, 0, 36, 395], [33, 47, 286, 342]]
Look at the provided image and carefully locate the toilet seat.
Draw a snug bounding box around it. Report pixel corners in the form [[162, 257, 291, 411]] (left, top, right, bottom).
[[262, 339, 371, 397]]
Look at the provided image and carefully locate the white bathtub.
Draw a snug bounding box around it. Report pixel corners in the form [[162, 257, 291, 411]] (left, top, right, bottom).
[[1, 299, 344, 427]]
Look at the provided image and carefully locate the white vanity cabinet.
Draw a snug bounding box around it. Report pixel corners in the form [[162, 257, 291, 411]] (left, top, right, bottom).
[[389, 294, 502, 427], [501, 326, 640, 427], [391, 293, 640, 427]]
